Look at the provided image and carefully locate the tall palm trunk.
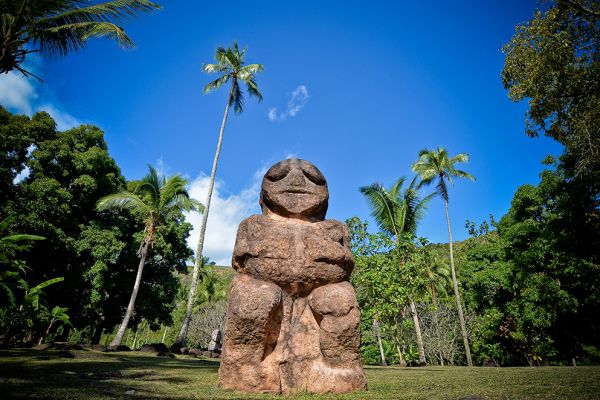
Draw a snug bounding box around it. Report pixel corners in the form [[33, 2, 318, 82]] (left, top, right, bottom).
[[409, 298, 426, 366], [445, 199, 473, 366], [431, 286, 444, 366], [176, 85, 234, 348], [110, 235, 151, 348], [398, 248, 426, 366], [161, 326, 168, 343], [372, 318, 387, 366]]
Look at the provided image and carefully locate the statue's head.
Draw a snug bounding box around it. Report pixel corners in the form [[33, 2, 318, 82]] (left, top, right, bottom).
[[260, 158, 329, 221]]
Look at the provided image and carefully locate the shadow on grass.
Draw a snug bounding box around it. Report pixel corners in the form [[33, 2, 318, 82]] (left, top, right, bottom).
[[0, 348, 221, 399]]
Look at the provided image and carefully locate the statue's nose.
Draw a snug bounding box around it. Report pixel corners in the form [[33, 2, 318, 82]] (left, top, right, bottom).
[[288, 169, 305, 186]]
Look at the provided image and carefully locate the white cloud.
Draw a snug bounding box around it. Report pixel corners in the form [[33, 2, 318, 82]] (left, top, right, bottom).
[[0, 68, 81, 130], [268, 85, 309, 122], [0, 71, 37, 114], [184, 166, 267, 266], [38, 104, 81, 131]]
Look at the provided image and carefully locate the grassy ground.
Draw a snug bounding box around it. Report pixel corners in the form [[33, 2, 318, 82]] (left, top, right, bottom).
[[1, 348, 599, 399]]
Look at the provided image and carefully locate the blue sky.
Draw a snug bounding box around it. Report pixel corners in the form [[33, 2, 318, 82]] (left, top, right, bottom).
[[0, 0, 562, 264]]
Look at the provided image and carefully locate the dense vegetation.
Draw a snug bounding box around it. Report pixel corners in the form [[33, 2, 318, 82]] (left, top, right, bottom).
[[350, 150, 600, 366], [0, 107, 193, 345]]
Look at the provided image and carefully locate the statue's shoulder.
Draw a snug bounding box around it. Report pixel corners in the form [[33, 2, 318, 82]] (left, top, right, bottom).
[[237, 214, 269, 230]]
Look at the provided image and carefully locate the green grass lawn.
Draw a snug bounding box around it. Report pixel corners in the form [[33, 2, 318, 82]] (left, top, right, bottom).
[[1, 348, 599, 399]]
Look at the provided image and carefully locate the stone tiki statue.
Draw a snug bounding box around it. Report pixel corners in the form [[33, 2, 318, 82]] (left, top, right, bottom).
[[218, 158, 367, 394]]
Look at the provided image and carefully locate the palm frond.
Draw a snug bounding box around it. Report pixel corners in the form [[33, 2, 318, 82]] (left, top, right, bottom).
[[96, 191, 152, 216], [449, 152, 470, 164], [244, 77, 263, 102], [412, 147, 474, 202], [136, 164, 161, 207], [214, 46, 228, 64], [449, 167, 476, 181], [189, 198, 205, 213], [203, 74, 230, 94], [39, 0, 161, 25], [159, 174, 188, 207], [240, 63, 264, 75], [1, 233, 45, 243], [231, 80, 244, 114], [29, 277, 64, 293], [437, 179, 449, 202], [389, 177, 407, 200], [359, 184, 400, 238], [202, 42, 263, 112], [203, 62, 229, 74], [44, 21, 134, 50], [222, 48, 240, 70]]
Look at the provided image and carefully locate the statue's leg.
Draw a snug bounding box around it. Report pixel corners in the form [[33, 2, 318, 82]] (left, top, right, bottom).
[[218, 274, 283, 393], [307, 281, 367, 393]]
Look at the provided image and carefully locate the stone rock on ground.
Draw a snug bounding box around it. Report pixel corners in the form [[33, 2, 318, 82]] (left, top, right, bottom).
[[188, 348, 203, 357], [139, 343, 169, 353], [106, 345, 131, 352]]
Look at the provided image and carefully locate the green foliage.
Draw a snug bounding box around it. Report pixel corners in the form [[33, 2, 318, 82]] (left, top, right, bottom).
[[0, 275, 66, 345], [348, 216, 446, 365], [0, 106, 194, 344], [458, 154, 600, 365], [359, 177, 433, 242], [501, 0, 599, 175], [0, 0, 161, 77]]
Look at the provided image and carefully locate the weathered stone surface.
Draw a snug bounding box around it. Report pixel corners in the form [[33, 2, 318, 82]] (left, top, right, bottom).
[[219, 159, 366, 394]]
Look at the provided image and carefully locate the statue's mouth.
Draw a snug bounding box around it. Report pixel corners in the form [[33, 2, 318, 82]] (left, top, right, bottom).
[[283, 189, 314, 194]]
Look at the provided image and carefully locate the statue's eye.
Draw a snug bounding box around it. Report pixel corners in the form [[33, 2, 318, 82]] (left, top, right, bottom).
[[265, 164, 290, 182], [302, 167, 325, 185]]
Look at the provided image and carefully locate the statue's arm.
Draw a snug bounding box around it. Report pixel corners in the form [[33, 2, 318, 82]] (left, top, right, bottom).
[[232, 215, 264, 272], [232, 217, 251, 272]]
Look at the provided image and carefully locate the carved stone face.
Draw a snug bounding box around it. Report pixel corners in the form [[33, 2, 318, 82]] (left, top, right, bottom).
[[260, 159, 328, 221]]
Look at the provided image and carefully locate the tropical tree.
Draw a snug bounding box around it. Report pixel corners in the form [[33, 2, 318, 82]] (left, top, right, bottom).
[[0, 0, 161, 78], [0, 216, 44, 305], [501, 0, 600, 175], [412, 147, 475, 366], [359, 177, 433, 366], [175, 42, 263, 348], [97, 165, 202, 348], [38, 305, 71, 345]]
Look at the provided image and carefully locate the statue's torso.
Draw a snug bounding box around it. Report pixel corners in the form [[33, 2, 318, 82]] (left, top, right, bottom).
[[232, 215, 354, 290]]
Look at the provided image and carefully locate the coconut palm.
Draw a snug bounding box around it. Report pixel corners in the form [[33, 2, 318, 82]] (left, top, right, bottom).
[[0, 0, 161, 78], [97, 165, 202, 348], [360, 177, 434, 366], [175, 42, 263, 348], [412, 147, 475, 366]]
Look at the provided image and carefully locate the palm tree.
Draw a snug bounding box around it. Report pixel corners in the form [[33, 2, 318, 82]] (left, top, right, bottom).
[[412, 147, 476, 366], [1, 0, 161, 78], [175, 42, 263, 348], [360, 177, 434, 366], [97, 165, 202, 348]]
